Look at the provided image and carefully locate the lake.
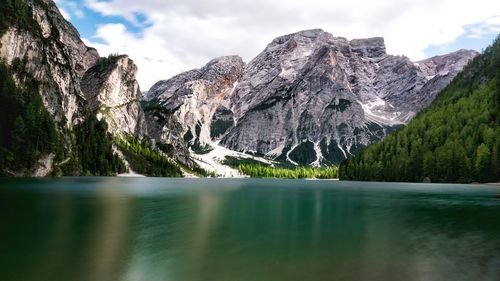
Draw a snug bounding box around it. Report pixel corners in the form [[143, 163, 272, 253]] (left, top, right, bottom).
[[0, 178, 499, 281]]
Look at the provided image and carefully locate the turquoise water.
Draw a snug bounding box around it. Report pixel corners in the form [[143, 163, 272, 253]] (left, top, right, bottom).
[[0, 178, 499, 281]]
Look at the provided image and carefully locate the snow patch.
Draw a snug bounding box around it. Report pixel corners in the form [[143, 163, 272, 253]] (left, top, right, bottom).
[[358, 98, 406, 126], [191, 141, 275, 178], [337, 142, 347, 158], [117, 172, 146, 178], [310, 142, 324, 167], [286, 143, 299, 166], [113, 145, 146, 177], [279, 67, 297, 79], [266, 143, 285, 157]]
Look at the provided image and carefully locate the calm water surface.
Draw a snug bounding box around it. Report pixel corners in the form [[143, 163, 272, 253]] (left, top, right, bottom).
[[0, 178, 499, 281]]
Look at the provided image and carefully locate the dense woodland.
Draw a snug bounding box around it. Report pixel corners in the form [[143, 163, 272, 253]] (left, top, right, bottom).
[[0, 62, 58, 175], [238, 164, 339, 179], [224, 157, 339, 179], [74, 115, 126, 176], [0, 59, 129, 176], [115, 136, 183, 177], [340, 36, 500, 183]]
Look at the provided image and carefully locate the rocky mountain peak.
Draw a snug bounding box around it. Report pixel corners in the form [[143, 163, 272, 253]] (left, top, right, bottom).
[[270, 29, 332, 46], [81, 54, 146, 138], [143, 55, 246, 150], [349, 37, 386, 58], [218, 31, 478, 165], [144, 29, 478, 168], [145, 55, 245, 103], [416, 49, 478, 78], [202, 55, 245, 78], [0, 0, 100, 126]]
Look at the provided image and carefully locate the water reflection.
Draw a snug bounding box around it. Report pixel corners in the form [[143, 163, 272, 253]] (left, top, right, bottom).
[[0, 179, 499, 281]]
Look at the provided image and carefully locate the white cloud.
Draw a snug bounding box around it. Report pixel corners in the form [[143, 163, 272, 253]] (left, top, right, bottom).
[[53, 0, 71, 20], [54, 0, 85, 20], [67, 1, 85, 19], [81, 0, 500, 90], [58, 7, 71, 20], [465, 16, 500, 38], [82, 23, 193, 91]]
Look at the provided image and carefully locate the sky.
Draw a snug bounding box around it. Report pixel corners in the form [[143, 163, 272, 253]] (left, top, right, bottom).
[[53, 0, 500, 90]]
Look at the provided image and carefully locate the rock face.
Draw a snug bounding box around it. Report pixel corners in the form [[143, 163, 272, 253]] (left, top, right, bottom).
[[221, 30, 477, 165], [0, 0, 99, 126], [0, 0, 148, 175], [81, 55, 147, 137], [146, 29, 477, 166], [412, 49, 479, 110], [0, 0, 146, 136], [144, 56, 245, 148]]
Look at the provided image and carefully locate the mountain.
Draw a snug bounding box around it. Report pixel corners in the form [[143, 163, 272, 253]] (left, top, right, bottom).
[[81, 54, 147, 138], [339, 36, 500, 183], [145, 29, 477, 167], [143, 56, 245, 156], [0, 0, 183, 176], [0, 0, 484, 178]]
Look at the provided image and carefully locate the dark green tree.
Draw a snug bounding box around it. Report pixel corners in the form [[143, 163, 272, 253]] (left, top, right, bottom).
[[340, 36, 500, 183]]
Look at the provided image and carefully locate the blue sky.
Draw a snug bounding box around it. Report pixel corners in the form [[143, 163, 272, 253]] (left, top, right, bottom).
[[425, 20, 499, 58], [54, 0, 500, 89], [54, 1, 148, 43]]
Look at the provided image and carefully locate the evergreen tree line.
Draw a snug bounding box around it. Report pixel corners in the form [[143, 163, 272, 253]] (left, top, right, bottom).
[[223, 155, 339, 179], [340, 36, 500, 183], [115, 136, 183, 177], [0, 62, 58, 175], [74, 115, 126, 176], [236, 163, 338, 179]]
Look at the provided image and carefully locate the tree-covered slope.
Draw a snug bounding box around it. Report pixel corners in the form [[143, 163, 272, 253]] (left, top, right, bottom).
[[0, 62, 58, 175], [340, 36, 500, 183], [0, 61, 127, 176]]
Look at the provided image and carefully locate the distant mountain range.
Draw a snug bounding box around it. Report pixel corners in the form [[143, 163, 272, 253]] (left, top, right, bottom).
[[2, 0, 492, 181]]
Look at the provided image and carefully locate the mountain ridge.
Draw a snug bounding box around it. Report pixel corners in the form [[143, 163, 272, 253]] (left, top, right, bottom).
[[0, 0, 484, 177], [339, 36, 500, 183], [0, 0, 187, 176], [144, 29, 478, 169]]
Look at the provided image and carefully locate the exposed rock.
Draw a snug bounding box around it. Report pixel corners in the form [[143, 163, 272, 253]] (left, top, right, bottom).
[[0, 0, 147, 138], [220, 30, 477, 165], [145, 29, 477, 166], [81, 55, 147, 138], [412, 49, 479, 110], [33, 153, 55, 177], [0, 0, 151, 176], [0, 0, 99, 127], [145, 56, 245, 147]]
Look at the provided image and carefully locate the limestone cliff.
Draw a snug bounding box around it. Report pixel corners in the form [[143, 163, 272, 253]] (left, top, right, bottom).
[[145, 29, 478, 166], [0, 0, 148, 176], [81, 55, 147, 138]]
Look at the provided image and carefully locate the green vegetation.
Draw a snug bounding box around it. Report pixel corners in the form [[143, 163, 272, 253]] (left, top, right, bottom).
[[340, 36, 500, 183], [224, 156, 338, 179], [237, 164, 338, 179], [94, 53, 124, 72], [1, 54, 126, 177], [0, 0, 39, 37], [115, 136, 183, 177], [74, 115, 126, 176], [0, 62, 58, 175]]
